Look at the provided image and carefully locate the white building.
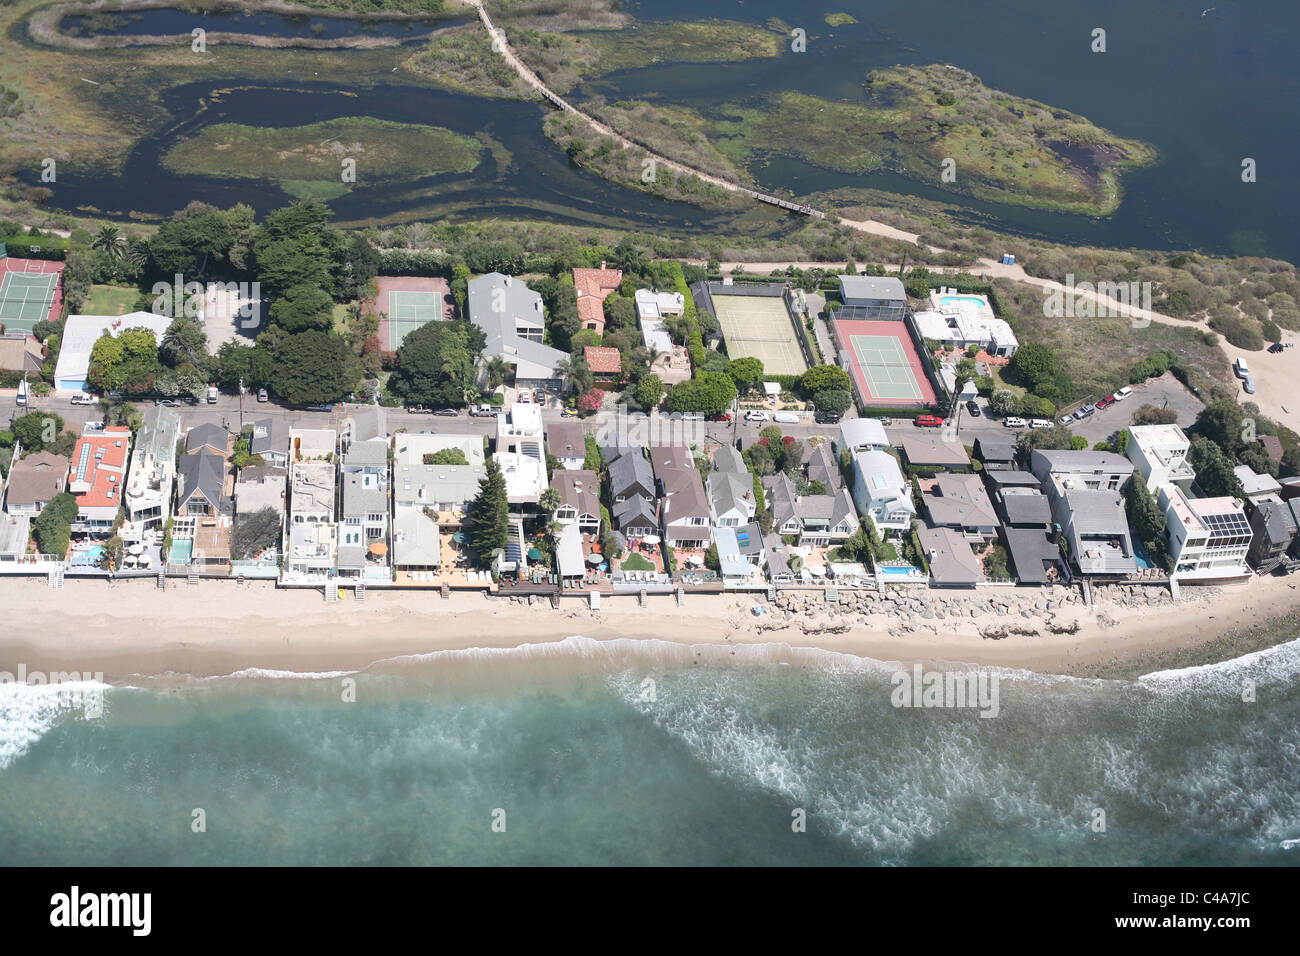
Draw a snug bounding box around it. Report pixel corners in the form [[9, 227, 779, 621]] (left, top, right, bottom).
[[1159, 485, 1253, 581], [1125, 424, 1195, 491], [913, 288, 1018, 357], [54, 312, 173, 394], [122, 405, 183, 540], [284, 429, 337, 581], [495, 403, 548, 504]]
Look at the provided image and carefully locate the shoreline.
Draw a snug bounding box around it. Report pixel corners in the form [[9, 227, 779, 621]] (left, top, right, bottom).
[[3, 574, 1298, 684]]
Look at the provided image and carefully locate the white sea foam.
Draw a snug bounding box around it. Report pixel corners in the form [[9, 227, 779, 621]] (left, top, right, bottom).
[[1138, 635, 1300, 687], [0, 679, 111, 771]]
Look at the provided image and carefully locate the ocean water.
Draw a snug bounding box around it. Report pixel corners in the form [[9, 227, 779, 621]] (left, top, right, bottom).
[[1, 638, 1297, 866]]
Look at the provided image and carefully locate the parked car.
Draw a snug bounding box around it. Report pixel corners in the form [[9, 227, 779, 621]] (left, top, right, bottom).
[[707, 412, 732, 422], [433, 408, 459, 417], [154, 398, 180, 407], [814, 410, 841, 424], [1029, 418, 1053, 429], [1003, 416, 1027, 429], [965, 400, 981, 417], [1112, 386, 1133, 401], [1268, 342, 1285, 354], [1074, 404, 1096, 419], [773, 411, 800, 424], [1243, 376, 1256, 395], [470, 404, 497, 417], [257, 388, 269, 403], [1057, 415, 1074, 426], [1096, 397, 1114, 410], [206, 385, 218, 404], [915, 414, 944, 428], [745, 411, 769, 424], [306, 403, 335, 412], [1234, 357, 1250, 379], [70, 392, 97, 406]]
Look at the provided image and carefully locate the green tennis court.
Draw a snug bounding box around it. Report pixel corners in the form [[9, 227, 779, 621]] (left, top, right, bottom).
[[0, 272, 58, 328], [850, 334, 924, 401], [385, 290, 444, 350]]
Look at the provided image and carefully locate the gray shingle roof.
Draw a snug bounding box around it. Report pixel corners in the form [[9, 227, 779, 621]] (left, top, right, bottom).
[[177, 449, 226, 511], [609, 448, 654, 499]]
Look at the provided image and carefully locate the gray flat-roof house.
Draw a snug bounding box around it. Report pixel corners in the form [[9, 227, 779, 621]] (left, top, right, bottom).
[[1001, 527, 1065, 584], [249, 417, 289, 468], [838, 276, 908, 319], [923, 473, 999, 540], [392, 434, 485, 524], [468, 272, 567, 394], [850, 449, 915, 535], [919, 525, 984, 588], [1234, 465, 1282, 502], [1030, 449, 1133, 495], [985, 470, 1052, 529], [973, 437, 1017, 472], [1052, 488, 1137, 576]]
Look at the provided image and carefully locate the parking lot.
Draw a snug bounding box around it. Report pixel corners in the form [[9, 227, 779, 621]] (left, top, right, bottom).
[[1064, 374, 1205, 444]]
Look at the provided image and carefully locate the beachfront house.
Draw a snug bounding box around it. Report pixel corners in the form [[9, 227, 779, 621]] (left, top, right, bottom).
[[1246, 497, 1300, 573], [972, 437, 1018, 472], [1158, 484, 1252, 582], [337, 437, 391, 583], [765, 472, 858, 547], [234, 465, 287, 519], [1030, 449, 1134, 494], [714, 525, 765, 587], [849, 449, 915, 536], [495, 402, 548, 505], [651, 446, 710, 551], [122, 404, 182, 540], [3, 450, 68, 516], [552, 469, 602, 536], [804, 442, 843, 493], [67, 425, 131, 535], [919, 525, 985, 588], [173, 425, 234, 574], [707, 447, 755, 529], [393, 433, 485, 525], [284, 428, 338, 582], [1234, 464, 1282, 503]]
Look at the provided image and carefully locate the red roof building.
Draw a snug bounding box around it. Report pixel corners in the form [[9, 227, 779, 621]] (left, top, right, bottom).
[[572, 264, 622, 334], [584, 346, 622, 380], [68, 426, 132, 533]]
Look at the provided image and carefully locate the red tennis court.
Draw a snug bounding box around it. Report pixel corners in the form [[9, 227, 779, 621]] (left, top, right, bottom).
[[831, 316, 936, 407]]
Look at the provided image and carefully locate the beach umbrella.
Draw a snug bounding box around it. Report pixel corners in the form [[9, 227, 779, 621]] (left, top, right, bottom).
[[527, 547, 543, 561], [642, 534, 661, 545], [369, 542, 388, 556], [586, 553, 602, 565], [452, 531, 467, 544]]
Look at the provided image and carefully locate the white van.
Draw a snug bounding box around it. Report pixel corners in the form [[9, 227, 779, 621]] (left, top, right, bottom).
[[1029, 418, 1053, 429], [70, 391, 97, 406], [15, 379, 28, 406], [1003, 416, 1027, 428], [1234, 357, 1250, 379]]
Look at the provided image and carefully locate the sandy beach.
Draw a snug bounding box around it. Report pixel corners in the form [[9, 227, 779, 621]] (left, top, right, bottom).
[[3, 572, 1299, 682]]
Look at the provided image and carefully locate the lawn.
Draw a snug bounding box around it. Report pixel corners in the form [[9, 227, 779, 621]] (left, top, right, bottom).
[[620, 553, 656, 572], [83, 284, 139, 316]]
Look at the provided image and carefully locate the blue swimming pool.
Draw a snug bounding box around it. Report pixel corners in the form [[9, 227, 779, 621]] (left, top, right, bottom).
[[70, 545, 105, 567], [168, 539, 193, 565], [939, 295, 989, 309], [880, 565, 919, 576], [1132, 538, 1155, 570]]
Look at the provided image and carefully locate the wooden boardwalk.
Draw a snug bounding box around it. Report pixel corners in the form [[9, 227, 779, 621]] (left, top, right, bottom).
[[470, 2, 822, 219]]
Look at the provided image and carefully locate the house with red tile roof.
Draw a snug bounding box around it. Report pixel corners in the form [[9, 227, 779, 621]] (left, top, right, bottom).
[[572, 264, 622, 334], [67, 426, 131, 534], [584, 346, 622, 382]]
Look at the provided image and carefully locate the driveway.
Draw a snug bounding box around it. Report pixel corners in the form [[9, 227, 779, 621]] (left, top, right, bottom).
[[1066, 373, 1205, 444]]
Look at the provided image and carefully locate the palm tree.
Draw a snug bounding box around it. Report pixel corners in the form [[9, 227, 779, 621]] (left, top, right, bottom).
[[484, 356, 510, 392], [538, 487, 561, 513], [91, 224, 126, 260]]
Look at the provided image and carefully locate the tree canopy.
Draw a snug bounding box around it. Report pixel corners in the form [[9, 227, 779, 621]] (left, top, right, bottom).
[[387, 320, 486, 408], [268, 331, 361, 405]]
